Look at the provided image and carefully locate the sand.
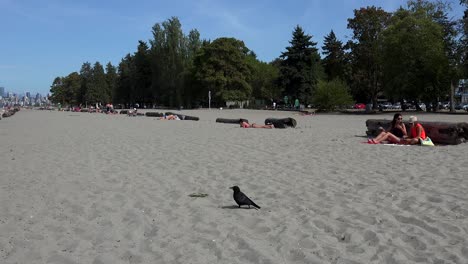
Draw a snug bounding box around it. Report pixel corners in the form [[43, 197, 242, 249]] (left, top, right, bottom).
[[1, 109, 467, 264]]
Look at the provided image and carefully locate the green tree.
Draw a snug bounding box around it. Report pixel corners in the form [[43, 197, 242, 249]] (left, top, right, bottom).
[[181, 29, 202, 108], [347, 6, 391, 108], [246, 54, 280, 101], [278, 25, 322, 104], [193, 37, 252, 104], [149, 17, 187, 107], [134, 40, 152, 105], [49, 77, 65, 104], [322, 30, 347, 81], [313, 79, 354, 111], [461, 0, 468, 75], [105, 62, 117, 103], [49, 72, 81, 105], [79, 62, 92, 105], [85, 62, 109, 104], [115, 54, 136, 105], [381, 6, 450, 110]]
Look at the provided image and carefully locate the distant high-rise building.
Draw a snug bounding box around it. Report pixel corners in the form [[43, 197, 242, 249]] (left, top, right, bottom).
[[0, 87, 4, 97], [26, 92, 31, 98]]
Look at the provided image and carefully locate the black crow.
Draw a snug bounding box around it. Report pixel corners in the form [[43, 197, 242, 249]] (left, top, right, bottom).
[[229, 186, 261, 209]]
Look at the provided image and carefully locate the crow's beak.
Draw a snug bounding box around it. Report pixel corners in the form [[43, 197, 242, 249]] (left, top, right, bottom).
[[229, 187, 233, 189]]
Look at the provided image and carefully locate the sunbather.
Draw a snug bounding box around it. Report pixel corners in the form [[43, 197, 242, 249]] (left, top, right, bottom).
[[240, 121, 274, 129]]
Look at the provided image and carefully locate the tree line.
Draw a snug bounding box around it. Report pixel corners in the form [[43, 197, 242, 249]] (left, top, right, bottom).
[[50, 0, 468, 111]]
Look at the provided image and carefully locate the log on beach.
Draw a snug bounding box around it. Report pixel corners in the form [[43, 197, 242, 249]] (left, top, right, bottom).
[[265, 117, 297, 128], [366, 119, 468, 145], [165, 112, 199, 121], [120, 110, 128, 115], [145, 112, 164, 117], [215, 118, 249, 124]]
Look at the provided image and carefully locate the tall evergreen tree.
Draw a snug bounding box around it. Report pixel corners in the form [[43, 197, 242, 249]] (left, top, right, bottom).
[[182, 29, 202, 108], [322, 30, 347, 81], [85, 62, 109, 104], [49, 77, 65, 104], [105, 62, 117, 104], [278, 25, 322, 104], [79, 62, 92, 105], [134, 40, 152, 105], [115, 54, 135, 105], [149, 17, 192, 107]]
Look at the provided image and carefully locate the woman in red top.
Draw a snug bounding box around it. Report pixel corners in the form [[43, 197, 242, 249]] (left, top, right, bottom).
[[405, 116, 426, 144]]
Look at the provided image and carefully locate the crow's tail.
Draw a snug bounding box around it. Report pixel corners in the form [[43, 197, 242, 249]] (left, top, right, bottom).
[[251, 201, 261, 209]]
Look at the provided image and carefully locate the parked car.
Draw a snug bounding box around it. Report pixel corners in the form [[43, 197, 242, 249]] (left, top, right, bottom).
[[455, 103, 468, 111], [378, 102, 393, 109], [354, 103, 366, 109]]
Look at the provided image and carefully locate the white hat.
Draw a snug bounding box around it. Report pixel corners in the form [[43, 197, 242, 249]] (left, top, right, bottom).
[[409, 116, 417, 123]]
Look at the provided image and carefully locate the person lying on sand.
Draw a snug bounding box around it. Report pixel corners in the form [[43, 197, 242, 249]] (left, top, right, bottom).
[[158, 114, 180, 120], [240, 120, 274, 129]]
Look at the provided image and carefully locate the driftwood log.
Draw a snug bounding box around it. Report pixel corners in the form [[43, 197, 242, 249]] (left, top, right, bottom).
[[120, 110, 128, 114], [366, 119, 468, 145], [165, 112, 199, 121], [145, 112, 164, 117], [265, 117, 297, 128], [215, 118, 249, 124]]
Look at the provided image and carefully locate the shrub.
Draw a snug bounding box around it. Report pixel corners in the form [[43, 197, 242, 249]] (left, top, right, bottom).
[[313, 79, 353, 111]]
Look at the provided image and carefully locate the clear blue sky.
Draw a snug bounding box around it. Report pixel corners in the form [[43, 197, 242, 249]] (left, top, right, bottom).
[[0, 0, 464, 95]]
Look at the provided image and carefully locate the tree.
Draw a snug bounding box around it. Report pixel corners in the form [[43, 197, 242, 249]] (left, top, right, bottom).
[[313, 79, 354, 111], [246, 53, 280, 102], [49, 77, 65, 104], [134, 40, 152, 105], [49, 72, 81, 105], [192, 37, 252, 105], [79, 62, 92, 105], [149, 17, 187, 107], [105, 62, 117, 103], [85, 62, 109, 104], [115, 54, 135, 105], [461, 0, 468, 75], [347, 7, 391, 108], [181, 29, 202, 108], [278, 25, 322, 104], [253, 61, 280, 101], [322, 30, 347, 81], [381, 5, 450, 110]]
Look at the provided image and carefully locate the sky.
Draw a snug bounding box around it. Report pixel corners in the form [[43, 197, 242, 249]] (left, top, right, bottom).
[[0, 0, 465, 95]]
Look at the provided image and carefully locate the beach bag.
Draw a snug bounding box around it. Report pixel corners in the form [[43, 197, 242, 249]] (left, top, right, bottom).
[[419, 137, 435, 146]]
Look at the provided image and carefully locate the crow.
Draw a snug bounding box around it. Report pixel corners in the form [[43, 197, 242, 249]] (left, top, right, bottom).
[[229, 186, 261, 209]]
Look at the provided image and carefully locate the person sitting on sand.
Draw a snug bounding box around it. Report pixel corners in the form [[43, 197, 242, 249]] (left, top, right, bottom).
[[240, 120, 274, 129], [369, 113, 407, 144], [128, 108, 138, 116], [404, 116, 427, 145]]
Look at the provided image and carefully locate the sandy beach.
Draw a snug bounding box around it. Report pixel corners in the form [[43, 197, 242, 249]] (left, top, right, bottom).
[[1, 109, 468, 264]]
